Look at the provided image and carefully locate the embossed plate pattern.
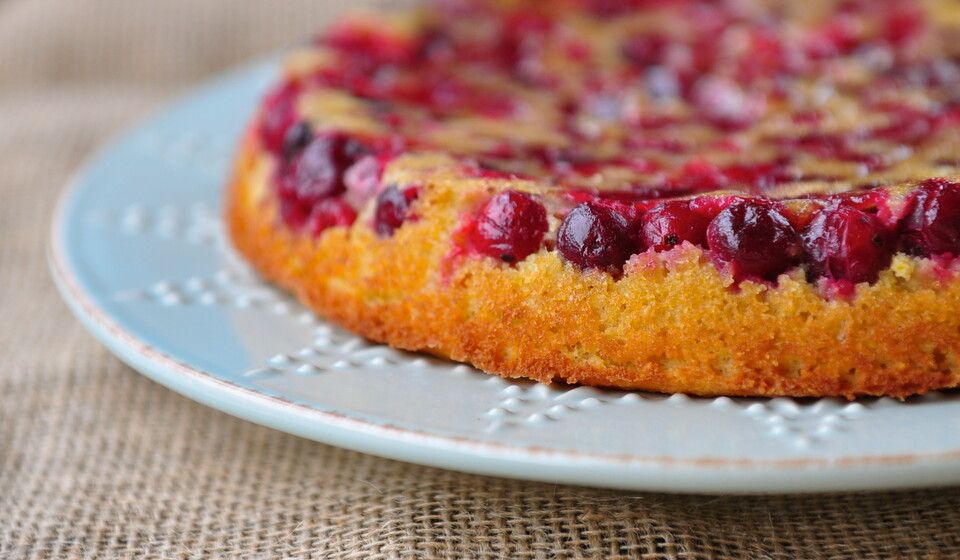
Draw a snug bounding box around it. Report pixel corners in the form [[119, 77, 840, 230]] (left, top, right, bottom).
[[49, 60, 960, 493]]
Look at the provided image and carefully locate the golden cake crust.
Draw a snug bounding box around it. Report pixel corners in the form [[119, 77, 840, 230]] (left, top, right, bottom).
[[228, 131, 960, 398]]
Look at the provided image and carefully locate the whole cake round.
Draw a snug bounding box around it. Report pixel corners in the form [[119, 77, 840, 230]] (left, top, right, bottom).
[[228, 0, 960, 397]]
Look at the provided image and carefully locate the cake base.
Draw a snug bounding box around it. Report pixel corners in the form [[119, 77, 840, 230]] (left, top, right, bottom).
[[228, 133, 960, 398]]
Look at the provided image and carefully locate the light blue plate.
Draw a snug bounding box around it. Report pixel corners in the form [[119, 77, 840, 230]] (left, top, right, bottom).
[[49, 59, 960, 494]]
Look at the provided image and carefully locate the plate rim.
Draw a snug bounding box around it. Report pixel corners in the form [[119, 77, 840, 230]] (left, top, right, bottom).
[[47, 60, 960, 494]]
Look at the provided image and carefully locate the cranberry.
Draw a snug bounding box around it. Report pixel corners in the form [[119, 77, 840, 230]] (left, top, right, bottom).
[[688, 195, 742, 220], [883, 7, 926, 47], [275, 133, 368, 229], [525, 145, 600, 176], [281, 121, 313, 159], [804, 16, 861, 59], [468, 191, 548, 263], [871, 106, 937, 145], [258, 80, 301, 153], [498, 11, 554, 85], [621, 33, 668, 67], [792, 110, 824, 124], [900, 178, 960, 256], [707, 200, 804, 281], [277, 198, 311, 231], [641, 201, 710, 251], [584, 0, 649, 17], [723, 159, 796, 191], [305, 198, 358, 237], [557, 202, 636, 271], [669, 159, 729, 192], [419, 27, 457, 65], [278, 136, 349, 205], [737, 30, 789, 82], [373, 185, 420, 237], [803, 205, 894, 283]]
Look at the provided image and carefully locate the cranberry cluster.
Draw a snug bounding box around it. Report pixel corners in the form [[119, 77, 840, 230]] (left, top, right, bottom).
[[260, 81, 423, 238], [553, 197, 808, 281], [258, 82, 361, 235], [457, 180, 960, 287]]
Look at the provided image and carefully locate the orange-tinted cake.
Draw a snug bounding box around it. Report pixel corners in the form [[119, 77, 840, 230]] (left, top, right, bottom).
[[228, 0, 960, 397]]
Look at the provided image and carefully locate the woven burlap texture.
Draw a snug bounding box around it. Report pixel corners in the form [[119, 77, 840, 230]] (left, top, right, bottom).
[[2, 0, 960, 558]]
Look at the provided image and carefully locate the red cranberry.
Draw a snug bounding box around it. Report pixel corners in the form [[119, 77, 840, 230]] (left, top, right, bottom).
[[259, 80, 301, 153], [723, 159, 796, 191], [802, 205, 894, 284], [707, 200, 804, 281], [669, 159, 729, 192], [593, 198, 646, 248], [883, 7, 926, 47], [792, 110, 824, 124], [900, 178, 960, 256], [305, 198, 358, 237], [468, 191, 548, 263], [621, 33, 668, 67], [277, 134, 362, 201], [275, 133, 369, 229], [557, 202, 636, 271], [525, 145, 600, 177], [281, 121, 313, 159], [498, 11, 555, 85], [584, 0, 649, 17], [641, 201, 710, 251], [688, 194, 742, 220], [737, 30, 789, 82], [804, 16, 861, 59], [419, 27, 457, 64], [373, 185, 420, 237], [277, 198, 311, 231]]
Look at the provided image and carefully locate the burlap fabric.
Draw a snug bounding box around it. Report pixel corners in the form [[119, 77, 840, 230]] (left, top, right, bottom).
[[2, 1, 960, 558]]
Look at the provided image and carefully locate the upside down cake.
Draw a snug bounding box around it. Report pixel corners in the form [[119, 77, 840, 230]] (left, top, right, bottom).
[[228, 0, 960, 397]]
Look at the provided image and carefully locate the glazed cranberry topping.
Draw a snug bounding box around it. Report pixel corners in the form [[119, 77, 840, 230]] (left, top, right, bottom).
[[802, 205, 894, 283], [557, 202, 637, 271], [900, 178, 960, 256], [305, 198, 358, 237], [468, 191, 548, 263], [258, 1, 960, 291], [373, 185, 420, 237], [641, 201, 710, 251], [707, 200, 804, 281]]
